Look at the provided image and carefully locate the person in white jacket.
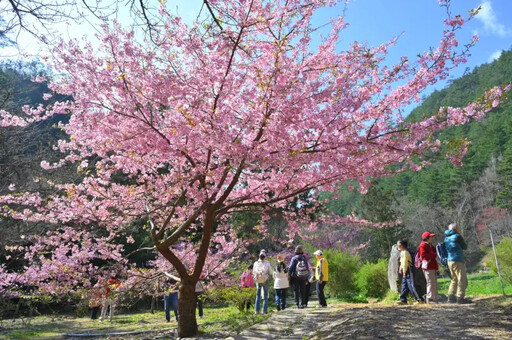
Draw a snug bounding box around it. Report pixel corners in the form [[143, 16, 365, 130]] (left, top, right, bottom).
[[273, 254, 289, 311], [253, 249, 273, 314]]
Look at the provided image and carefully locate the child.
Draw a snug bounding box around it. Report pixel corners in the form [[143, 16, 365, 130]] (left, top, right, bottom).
[[240, 264, 255, 311], [395, 240, 425, 305]]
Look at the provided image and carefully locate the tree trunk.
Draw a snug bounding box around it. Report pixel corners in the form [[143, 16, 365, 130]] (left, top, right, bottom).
[[178, 282, 198, 337]]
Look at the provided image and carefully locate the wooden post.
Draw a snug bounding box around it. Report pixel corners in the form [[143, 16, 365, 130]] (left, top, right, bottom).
[[489, 228, 506, 296]]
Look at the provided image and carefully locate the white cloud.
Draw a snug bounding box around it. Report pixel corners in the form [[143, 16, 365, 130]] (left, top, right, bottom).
[[488, 50, 502, 62], [477, 1, 512, 37]]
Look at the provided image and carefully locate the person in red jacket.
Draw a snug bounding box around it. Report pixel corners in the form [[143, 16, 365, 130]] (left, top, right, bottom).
[[419, 231, 439, 304]]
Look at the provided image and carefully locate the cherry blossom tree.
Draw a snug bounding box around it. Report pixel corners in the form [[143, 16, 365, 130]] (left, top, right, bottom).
[[0, 0, 510, 336]]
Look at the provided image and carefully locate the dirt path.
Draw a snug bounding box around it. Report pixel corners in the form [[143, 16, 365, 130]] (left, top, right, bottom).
[[227, 297, 512, 339]]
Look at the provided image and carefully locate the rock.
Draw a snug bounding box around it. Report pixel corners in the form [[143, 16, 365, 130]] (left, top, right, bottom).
[[388, 245, 400, 293]]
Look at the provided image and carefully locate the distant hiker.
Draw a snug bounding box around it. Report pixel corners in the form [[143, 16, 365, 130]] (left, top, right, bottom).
[[253, 249, 272, 314], [288, 245, 309, 308], [273, 254, 289, 311], [196, 275, 205, 318], [87, 283, 103, 320], [419, 231, 439, 304], [314, 250, 329, 308], [164, 279, 179, 322], [445, 223, 470, 304], [395, 240, 425, 305], [240, 264, 255, 311], [100, 275, 121, 322]]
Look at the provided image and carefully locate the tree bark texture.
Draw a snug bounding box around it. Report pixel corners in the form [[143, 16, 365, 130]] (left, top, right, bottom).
[[178, 282, 198, 337]]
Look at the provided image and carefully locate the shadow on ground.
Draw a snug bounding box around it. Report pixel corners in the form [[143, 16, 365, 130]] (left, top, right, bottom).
[[229, 296, 512, 340]]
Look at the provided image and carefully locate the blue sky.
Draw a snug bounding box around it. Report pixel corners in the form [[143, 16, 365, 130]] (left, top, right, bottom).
[[1, 0, 511, 111], [330, 0, 512, 78]]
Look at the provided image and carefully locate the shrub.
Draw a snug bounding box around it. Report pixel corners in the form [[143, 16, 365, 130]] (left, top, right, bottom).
[[484, 237, 512, 285], [356, 259, 389, 299], [322, 249, 359, 299], [205, 286, 256, 312]]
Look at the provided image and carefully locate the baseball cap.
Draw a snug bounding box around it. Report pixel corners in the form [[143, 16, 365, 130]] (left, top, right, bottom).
[[313, 250, 323, 256], [422, 231, 435, 239]]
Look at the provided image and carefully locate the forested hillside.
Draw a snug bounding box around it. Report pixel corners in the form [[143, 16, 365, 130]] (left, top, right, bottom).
[[381, 48, 512, 208], [323, 48, 512, 263]]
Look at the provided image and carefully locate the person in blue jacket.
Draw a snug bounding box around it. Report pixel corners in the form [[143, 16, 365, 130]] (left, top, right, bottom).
[[444, 223, 470, 304]]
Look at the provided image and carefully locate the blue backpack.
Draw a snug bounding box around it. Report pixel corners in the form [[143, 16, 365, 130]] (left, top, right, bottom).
[[436, 242, 448, 267]]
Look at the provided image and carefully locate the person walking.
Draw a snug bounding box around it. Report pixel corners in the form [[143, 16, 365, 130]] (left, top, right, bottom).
[[273, 254, 289, 311], [419, 231, 439, 304], [288, 245, 310, 309], [195, 275, 205, 319], [100, 275, 121, 322], [164, 279, 179, 322], [240, 264, 255, 311], [253, 249, 272, 314], [314, 250, 329, 308], [445, 223, 470, 304], [395, 240, 424, 305], [88, 283, 103, 320]]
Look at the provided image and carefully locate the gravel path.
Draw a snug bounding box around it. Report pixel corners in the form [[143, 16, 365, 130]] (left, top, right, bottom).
[[226, 297, 512, 339]]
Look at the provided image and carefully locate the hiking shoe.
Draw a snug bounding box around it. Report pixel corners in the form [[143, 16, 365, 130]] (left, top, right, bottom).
[[413, 300, 426, 305], [395, 301, 407, 305], [447, 295, 456, 303], [457, 297, 472, 304]]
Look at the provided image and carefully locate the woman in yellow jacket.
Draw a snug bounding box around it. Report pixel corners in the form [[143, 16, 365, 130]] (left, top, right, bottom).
[[314, 250, 328, 307]]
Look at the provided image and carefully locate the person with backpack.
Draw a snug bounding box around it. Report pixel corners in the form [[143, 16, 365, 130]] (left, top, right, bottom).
[[253, 249, 272, 314], [273, 254, 289, 311], [288, 245, 310, 308], [445, 223, 470, 304], [395, 240, 425, 305], [418, 231, 439, 304], [314, 250, 329, 308]]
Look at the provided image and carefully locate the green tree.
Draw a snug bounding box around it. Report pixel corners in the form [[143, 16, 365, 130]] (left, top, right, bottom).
[[496, 142, 512, 209]]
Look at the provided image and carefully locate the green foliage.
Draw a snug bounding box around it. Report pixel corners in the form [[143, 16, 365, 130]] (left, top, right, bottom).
[[380, 289, 399, 304], [355, 185, 411, 262], [356, 259, 389, 299], [496, 142, 512, 209], [484, 237, 512, 286], [437, 272, 512, 296], [205, 286, 256, 312], [323, 249, 359, 299], [326, 48, 512, 213]]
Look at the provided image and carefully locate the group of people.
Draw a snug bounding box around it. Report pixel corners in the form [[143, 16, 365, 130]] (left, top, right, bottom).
[[86, 224, 468, 322], [241, 245, 329, 314], [396, 223, 470, 305]]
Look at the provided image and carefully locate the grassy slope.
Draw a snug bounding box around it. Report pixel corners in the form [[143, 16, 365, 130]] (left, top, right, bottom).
[[0, 306, 270, 340], [438, 272, 512, 296]]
